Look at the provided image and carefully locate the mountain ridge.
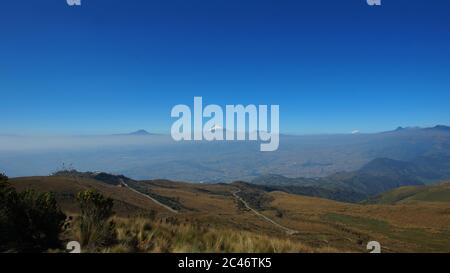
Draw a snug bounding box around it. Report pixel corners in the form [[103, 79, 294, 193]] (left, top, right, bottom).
[[249, 156, 449, 202]]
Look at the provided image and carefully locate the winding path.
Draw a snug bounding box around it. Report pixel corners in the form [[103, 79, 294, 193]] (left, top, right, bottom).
[[122, 181, 179, 214], [122, 180, 297, 234], [232, 190, 298, 235]]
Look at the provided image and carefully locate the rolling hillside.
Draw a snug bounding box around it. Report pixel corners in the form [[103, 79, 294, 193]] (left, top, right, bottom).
[[8, 173, 450, 253], [10, 175, 168, 217], [367, 181, 450, 204]]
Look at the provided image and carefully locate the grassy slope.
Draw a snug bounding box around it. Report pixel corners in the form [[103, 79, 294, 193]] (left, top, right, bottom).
[[11, 176, 167, 217], [266, 191, 450, 252], [368, 181, 450, 204], [121, 179, 450, 253], [10, 176, 450, 253]]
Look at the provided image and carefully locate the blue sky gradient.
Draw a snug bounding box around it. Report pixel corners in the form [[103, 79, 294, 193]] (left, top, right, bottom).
[[1, 0, 450, 134]]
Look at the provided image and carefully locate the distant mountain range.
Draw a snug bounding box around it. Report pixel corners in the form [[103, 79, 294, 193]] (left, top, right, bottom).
[[250, 155, 450, 202], [113, 129, 154, 136], [389, 125, 450, 133], [1, 125, 450, 184], [129, 129, 152, 135]]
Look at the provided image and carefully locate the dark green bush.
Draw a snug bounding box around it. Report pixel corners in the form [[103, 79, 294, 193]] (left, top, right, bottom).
[[0, 173, 7, 181], [76, 190, 116, 249], [0, 174, 66, 252]]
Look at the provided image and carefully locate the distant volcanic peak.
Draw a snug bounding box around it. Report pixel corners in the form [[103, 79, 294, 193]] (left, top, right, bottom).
[[430, 125, 450, 131], [394, 126, 421, 131], [129, 129, 151, 135], [209, 124, 224, 132], [393, 125, 450, 132]]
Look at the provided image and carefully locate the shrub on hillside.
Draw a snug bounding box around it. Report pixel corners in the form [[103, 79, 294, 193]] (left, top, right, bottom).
[[76, 190, 117, 250], [0, 174, 66, 252], [0, 173, 7, 182]]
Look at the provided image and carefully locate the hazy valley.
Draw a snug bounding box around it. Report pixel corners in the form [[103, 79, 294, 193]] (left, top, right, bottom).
[[1, 125, 450, 184]]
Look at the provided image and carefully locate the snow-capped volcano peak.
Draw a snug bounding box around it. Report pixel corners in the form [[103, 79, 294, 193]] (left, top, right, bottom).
[[209, 124, 224, 132]]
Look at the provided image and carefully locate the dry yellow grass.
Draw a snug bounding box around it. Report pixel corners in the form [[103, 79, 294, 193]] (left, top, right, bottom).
[[99, 217, 341, 253], [11, 176, 450, 253], [266, 191, 450, 252]]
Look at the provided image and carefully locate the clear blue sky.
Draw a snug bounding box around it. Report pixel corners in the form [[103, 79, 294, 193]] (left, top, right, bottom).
[[1, 0, 449, 135]]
